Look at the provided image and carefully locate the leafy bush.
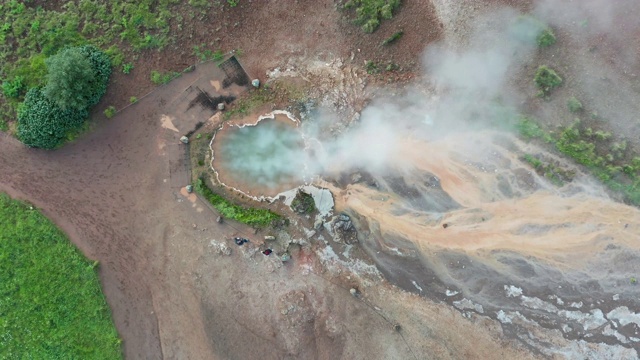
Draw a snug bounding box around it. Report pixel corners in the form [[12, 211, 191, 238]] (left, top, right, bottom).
[[227, 0, 240, 7], [129, 96, 138, 103], [567, 96, 583, 113], [104, 105, 116, 118], [17, 88, 87, 149], [77, 45, 112, 106], [534, 65, 562, 95], [0, 194, 122, 359], [344, 0, 401, 33], [195, 178, 282, 227]]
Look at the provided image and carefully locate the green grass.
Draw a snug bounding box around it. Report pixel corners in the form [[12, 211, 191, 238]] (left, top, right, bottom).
[[192, 45, 225, 62], [195, 178, 283, 227], [150, 70, 179, 85], [343, 0, 401, 33], [0, 0, 239, 125], [0, 193, 122, 359]]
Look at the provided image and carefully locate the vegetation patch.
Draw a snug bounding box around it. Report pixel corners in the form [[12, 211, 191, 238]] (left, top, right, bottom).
[[291, 190, 316, 214], [0, 193, 121, 359], [104, 105, 117, 118], [192, 44, 225, 62], [150, 70, 180, 85], [343, 0, 401, 33], [517, 117, 640, 205], [0, 0, 240, 127], [522, 153, 575, 186], [512, 16, 556, 48], [382, 30, 403, 46], [16, 45, 111, 149], [567, 96, 583, 113], [534, 65, 562, 96], [195, 178, 283, 227]]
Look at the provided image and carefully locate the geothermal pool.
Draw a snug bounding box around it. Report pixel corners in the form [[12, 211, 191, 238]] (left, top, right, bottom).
[[211, 113, 308, 196]]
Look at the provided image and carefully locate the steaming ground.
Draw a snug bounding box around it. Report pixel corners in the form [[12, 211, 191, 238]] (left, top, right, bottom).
[[323, 130, 640, 356], [205, 1, 640, 357]]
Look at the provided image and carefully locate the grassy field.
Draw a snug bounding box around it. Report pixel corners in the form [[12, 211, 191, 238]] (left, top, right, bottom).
[[0, 194, 121, 359]]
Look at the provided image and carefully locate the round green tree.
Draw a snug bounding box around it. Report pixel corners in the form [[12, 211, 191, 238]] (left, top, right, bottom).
[[43, 47, 97, 111]]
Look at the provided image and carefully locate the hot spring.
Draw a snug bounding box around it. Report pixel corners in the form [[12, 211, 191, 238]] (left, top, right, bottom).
[[210, 112, 308, 197]]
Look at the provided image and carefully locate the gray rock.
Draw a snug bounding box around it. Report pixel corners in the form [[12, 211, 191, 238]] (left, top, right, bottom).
[[339, 214, 350, 222], [216, 216, 223, 223], [186, 185, 193, 193], [217, 103, 225, 111], [251, 79, 260, 88], [264, 235, 276, 241], [281, 253, 291, 262], [343, 220, 353, 231], [180, 136, 189, 144]]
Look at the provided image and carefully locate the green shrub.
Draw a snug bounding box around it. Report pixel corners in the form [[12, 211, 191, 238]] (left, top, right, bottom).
[[534, 65, 562, 95], [129, 96, 138, 103], [382, 30, 403, 46], [104, 105, 116, 118], [567, 96, 583, 113], [537, 28, 556, 47], [227, 0, 240, 7], [365, 60, 380, 74], [122, 63, 134, 74], [517, 117, 545, 140], [1, 76, 25, 98], [17, 88, 87, 149], [344, 0, 401, 33], [291, 190, 316, 214], [0, 194, 122, 359]]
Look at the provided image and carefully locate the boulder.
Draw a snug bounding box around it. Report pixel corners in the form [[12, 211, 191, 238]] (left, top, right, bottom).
[[180, 136, 189, 144], [251, 79, 260, 88], [217, 102, 225, 111]]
